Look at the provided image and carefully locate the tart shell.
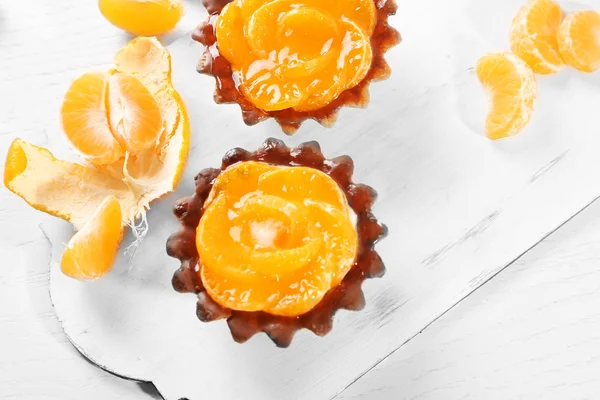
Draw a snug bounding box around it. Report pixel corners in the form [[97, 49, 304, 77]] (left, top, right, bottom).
[[193, 0, 401, 134], [166, 138, 387, 347]]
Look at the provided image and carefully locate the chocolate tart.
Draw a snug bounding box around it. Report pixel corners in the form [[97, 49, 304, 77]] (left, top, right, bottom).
[[166, 138, 387, 347], [193, 0, 401, 134]]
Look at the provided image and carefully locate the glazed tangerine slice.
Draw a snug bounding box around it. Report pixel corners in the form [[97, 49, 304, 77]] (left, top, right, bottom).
[[106, 70, 164, 154], [340, 19, 374, 91], [99, 0, 184, 36], [241, 68, 308, 111], [197, 194, 254, 278], [558, 10, 600, 73], [509, 0, 565, 74], [206, 161, 280, 206], [247, 1, 340, 61], [201, 261, 279, 312], [257, 167, 349, 213], [60, 71, 125, 165], [476, 52, 538, 140], [305, 201, 358, 287], [61, 196, 123, 280], [296, 0, 377, 35], [268, 250, 332, 316], [198, 193, 320, 278], [216, 1, 255, 70]]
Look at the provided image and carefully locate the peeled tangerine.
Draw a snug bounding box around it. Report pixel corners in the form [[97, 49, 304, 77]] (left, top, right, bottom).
[[215, 0, 376, 112], [4, 37, 190, 280], [197, 161, 358, 317], [99, 0, 184, 36], [476, 52, 538, 140]]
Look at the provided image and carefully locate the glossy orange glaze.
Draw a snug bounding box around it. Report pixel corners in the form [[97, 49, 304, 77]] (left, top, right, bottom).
[[215, 0, 376, 111], [197, 161, 358, 317]]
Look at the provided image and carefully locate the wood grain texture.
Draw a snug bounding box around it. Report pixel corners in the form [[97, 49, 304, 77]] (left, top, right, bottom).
[[336, 197, 600, 400]]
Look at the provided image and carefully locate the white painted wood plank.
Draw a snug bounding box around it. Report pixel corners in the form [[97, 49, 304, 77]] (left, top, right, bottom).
[[336, 197, 600, 400], [45, 1, 600, 399]]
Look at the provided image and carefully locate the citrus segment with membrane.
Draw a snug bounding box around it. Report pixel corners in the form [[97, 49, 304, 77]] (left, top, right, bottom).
[[476, 52, 538, 140], [558, 10, 600, 73], [60, 71, 125, 165], [106, 70, 164, 153], [61, 196, 123, 280], [509, 0, 565, 74], [99, 0, 184, 36]]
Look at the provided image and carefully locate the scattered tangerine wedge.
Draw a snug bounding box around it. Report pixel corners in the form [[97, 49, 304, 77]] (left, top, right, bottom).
[[4, 37, 190, 280], [476, 52, 538, 140], [61, 196, 123, 280], [99, 0, 184, 36], [509, 0, 565, 74], [558, 10, 600, 73]]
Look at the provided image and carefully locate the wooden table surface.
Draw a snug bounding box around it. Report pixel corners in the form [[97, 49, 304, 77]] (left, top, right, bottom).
[[1, 1, 600, 399]]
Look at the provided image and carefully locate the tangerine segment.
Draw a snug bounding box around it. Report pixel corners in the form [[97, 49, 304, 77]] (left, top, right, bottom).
[[305, 201, 357, 287], [296, 0, 377, 35], [509, 0, 565, 74], [216, 1, 255, 70], [197, 194, 254, 279], [558, 10, 600, 73], [114, 37, 179, 145], [99, 0, 184, 36], [201, 262, 279, 312], [240, 67, 309, 111], [206, 161, 281, 207], [60, 71, 125, 165], [198, 193, 317, 279], [61, 196, 123, 280], [268, 251, 332, 316], [257, 167, 349, 214], [122, 105, 188, 198], [476, 53, 538, 140], [339, 19, 373, 91], [106, 71, 164, 154], [247, 1, 340, 61], [4, 139, 136, 230]]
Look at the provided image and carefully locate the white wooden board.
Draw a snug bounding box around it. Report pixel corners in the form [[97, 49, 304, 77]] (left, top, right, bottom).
[[8, 0, 600, 399], [338, 198, 600, 400]]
